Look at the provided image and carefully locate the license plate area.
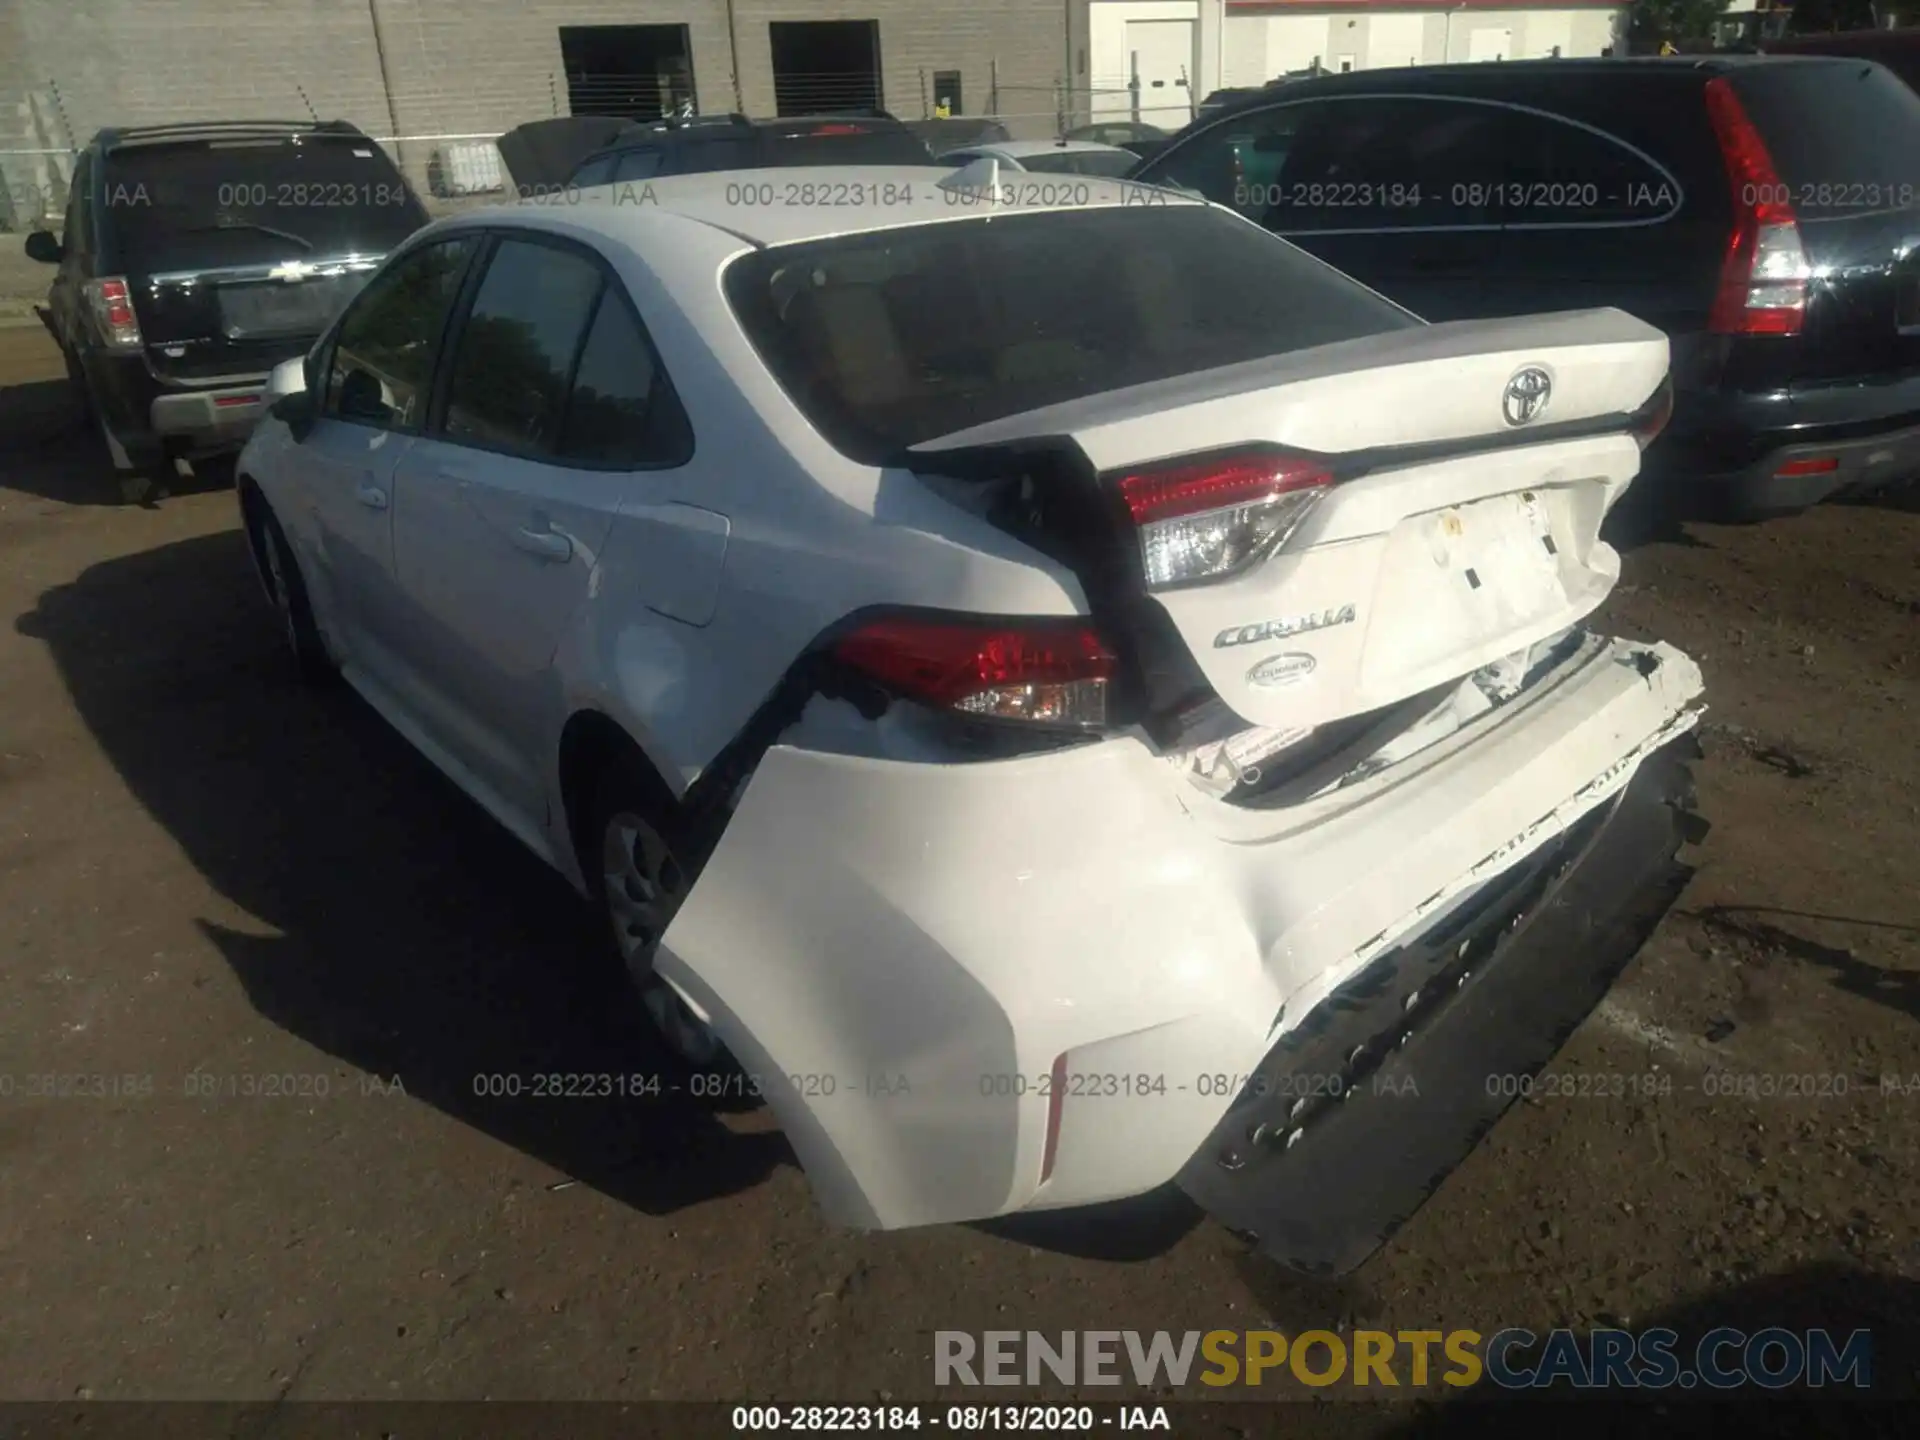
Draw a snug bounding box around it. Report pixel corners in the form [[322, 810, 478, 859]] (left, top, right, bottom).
[[1360, 488, 1578, 689], [218, 277, 359, 339]]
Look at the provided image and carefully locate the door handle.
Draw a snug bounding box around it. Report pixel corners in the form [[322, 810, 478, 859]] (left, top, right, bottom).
[[356, 482, 389, 510], [513, 526, 574, 563]]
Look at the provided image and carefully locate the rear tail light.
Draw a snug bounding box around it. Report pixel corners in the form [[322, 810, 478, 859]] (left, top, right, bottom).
[[1117, 449, 1331, 590], [83, 276, 143, 350], [1704, 77, 1809, 336], [809, 123, 866, 136], [832, 615, 1117, 729], [1630, 377, 1675, 451]]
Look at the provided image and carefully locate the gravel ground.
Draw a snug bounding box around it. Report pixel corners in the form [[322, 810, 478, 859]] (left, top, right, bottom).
[[1, 322, 1916, 1429]]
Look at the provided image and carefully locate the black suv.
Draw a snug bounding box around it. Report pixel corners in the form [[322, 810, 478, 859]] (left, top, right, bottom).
[[1132, 57, 1920, 520], [26, 119, 429, 500], [562, 113, 936, 188]]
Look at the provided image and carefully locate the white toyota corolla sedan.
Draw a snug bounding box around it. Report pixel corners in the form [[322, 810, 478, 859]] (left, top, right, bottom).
[[237, 163, 1706, 1273]]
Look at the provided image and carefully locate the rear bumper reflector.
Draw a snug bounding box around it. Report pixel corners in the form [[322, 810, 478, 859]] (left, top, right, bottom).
[[1773, 456, 1839, 477]]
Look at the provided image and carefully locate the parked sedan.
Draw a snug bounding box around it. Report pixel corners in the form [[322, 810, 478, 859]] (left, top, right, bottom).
[[933, 138, 1141, 178], [237, 167, 1704, 1273]]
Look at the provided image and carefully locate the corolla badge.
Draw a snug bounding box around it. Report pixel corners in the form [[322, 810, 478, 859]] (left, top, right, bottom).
[[1247, 652, 1317, 688], [1502, 365, 1553, 427], [1214, 603, 1357, 649]]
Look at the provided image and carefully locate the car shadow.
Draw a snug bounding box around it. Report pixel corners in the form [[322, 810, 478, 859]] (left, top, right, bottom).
[[0, 375, 124, 506], [1376, 1264, 1917, 1433], [15, 528, 793, 1215], [0, 373, 238, 507]]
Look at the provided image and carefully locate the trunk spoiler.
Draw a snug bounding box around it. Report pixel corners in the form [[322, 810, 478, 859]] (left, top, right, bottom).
[[903, 308, 1666, 462]]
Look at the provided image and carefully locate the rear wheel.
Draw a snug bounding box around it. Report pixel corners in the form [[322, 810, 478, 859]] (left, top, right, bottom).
[[251, 501, 334, 684], [585, 760, 734, 1076]]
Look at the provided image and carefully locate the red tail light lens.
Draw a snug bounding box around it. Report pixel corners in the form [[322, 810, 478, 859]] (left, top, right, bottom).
[[809, 124, 866, 136], [1704, 77, 1808, 336], [1774, 456, 1839, 477], [1117, 449, 1331, 590], [833, 616, 1116, 728], [83, 276, 143, 350]]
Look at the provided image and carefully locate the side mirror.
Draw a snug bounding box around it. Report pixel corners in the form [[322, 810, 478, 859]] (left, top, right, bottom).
[[24, 230, 63, 264], [265, 355, 318, 439]]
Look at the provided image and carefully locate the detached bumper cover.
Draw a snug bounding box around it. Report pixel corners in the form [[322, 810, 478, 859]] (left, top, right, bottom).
[[654, 635, 1704, 1239], [1174, 729, 1705, 1275]]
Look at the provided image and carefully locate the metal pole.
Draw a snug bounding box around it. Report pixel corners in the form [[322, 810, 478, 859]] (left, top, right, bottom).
[[724, 0, 746, 114], [365, 0, 405, 168], [990, 56, 1000, 117]]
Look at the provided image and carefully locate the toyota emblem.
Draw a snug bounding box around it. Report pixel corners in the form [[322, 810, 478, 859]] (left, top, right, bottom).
[[1502, 366, 1553, 427]]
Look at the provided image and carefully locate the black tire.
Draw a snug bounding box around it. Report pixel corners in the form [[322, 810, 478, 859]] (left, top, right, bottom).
[[250, 500, 335, 684], [583, 755, 747, 1090]]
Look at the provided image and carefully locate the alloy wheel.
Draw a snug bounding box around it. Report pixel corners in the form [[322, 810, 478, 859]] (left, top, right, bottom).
[[600, 810, 720, 1067]]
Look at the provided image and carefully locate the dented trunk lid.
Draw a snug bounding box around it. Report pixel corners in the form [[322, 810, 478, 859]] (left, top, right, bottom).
[[909, 307, 1669, 734]]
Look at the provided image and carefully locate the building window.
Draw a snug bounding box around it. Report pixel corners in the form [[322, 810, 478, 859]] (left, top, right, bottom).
[[933, 70, 963, 117]]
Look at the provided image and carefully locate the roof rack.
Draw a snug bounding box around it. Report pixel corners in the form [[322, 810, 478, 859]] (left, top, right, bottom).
[[100, 118, 362, 150]]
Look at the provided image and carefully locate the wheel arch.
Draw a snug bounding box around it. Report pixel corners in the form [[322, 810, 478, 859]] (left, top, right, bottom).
[[556, 708, 686, 886]]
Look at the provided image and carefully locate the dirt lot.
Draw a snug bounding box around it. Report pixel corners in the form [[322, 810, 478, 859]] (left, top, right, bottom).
[[1, 320, 1916, 1425]]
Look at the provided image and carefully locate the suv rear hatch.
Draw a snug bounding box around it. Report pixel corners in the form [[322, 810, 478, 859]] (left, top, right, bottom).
[[102, 132, 429, 379], [1722, 60, 1920, 386], [725, 201, 1669, 749]]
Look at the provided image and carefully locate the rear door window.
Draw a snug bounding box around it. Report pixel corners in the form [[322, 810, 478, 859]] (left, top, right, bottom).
[[324, 235, 479, 429], [99, 135, 428, 272], [439, 237, 604, 456], [558, 292, 693, 467]]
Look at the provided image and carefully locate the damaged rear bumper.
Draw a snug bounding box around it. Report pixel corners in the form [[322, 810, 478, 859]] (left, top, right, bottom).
[[652, 634, 1705, 1244], [1173, 728, 1705, 1274]]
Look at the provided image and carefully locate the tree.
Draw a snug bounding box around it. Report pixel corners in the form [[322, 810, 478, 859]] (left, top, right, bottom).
[[1629, 0, 1732, 44]]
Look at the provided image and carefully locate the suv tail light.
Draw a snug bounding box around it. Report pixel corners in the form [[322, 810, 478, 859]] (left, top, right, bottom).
[[83, 276, 143, 350], [1704, 77, 1809, 336], [1116, 449, 1332, 590], [833, 616, 1116, 729]]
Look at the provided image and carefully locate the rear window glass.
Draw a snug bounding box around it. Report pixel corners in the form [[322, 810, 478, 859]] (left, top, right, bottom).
[[1733, 61, 1920, 214], [101, 136, 428, 270], [724, 205, 1417, 462]]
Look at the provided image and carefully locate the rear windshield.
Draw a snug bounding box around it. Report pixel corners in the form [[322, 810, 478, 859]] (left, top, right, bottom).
[[1733, 61, 1920, 214], [758, 128, 936, 168], [724, 205, 1417, 462], [1017, 150, 1139, 178], [101, 136, 430, 271]]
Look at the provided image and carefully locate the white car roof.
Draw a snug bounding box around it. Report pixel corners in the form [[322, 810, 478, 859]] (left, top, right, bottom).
[[956, 139, 1136, 159], [441, 164, 1198, 250]]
